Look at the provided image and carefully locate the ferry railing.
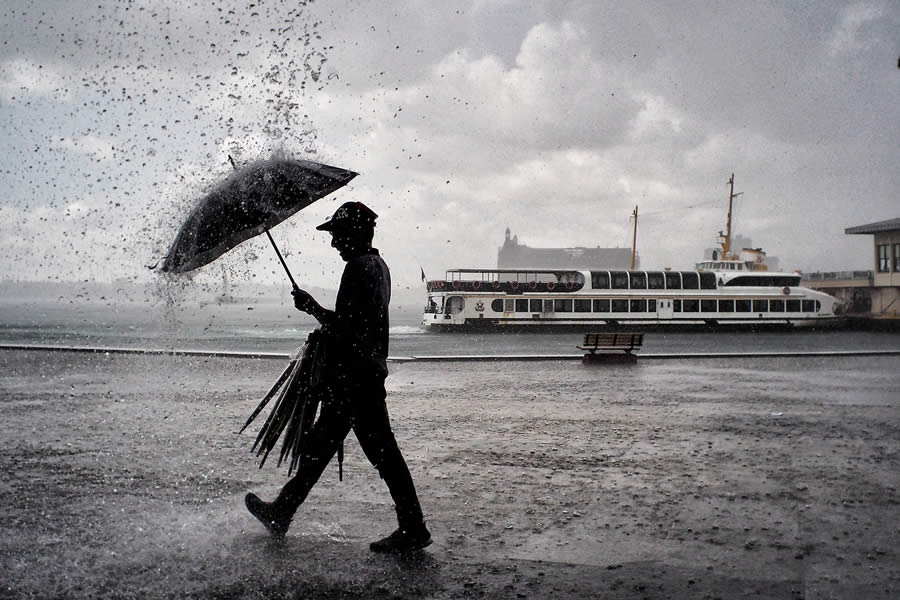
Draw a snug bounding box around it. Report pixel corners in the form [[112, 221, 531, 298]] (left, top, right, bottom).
[[802, 271, 873, 282]]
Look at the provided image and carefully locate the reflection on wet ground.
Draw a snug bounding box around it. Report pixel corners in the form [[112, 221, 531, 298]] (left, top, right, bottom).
[[1, 350, 898, 598]]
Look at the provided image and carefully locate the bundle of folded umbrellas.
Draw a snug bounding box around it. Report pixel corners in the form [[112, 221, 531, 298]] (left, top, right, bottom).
[[239, 328, 330, 475]]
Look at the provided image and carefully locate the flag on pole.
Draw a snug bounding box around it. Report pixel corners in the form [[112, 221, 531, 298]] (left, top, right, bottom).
[[420, 266, 427, 283]]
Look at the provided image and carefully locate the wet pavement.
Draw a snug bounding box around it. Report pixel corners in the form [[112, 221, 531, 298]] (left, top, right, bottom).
[[1, 349, 898, 599]]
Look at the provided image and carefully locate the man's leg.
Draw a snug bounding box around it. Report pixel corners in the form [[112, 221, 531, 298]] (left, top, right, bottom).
[[275, 405, 352, 512], [245, 392, 352, 535], [351, 383, 429, 551]]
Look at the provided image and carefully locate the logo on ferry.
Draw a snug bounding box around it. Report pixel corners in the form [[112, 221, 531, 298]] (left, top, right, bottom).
[[475, 301, 485, 312]]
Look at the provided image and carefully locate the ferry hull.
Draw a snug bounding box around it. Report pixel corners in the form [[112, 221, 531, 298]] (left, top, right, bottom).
[[424, 317, 845, 333]]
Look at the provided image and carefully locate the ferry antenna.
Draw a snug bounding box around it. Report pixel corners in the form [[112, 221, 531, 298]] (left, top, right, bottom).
[[630, 205, 638, 270]]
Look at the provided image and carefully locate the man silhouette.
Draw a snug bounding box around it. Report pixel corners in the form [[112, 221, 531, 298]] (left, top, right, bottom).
[[245, 201, 431, 553]]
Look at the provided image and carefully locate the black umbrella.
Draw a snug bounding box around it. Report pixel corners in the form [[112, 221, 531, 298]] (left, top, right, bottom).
[[160, 157, 357, 286]]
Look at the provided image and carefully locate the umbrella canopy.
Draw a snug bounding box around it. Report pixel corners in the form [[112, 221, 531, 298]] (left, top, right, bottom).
[[161, 158, 357, 274]]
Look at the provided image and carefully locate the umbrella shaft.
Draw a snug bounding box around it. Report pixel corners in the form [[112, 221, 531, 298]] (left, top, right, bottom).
[[265, 229, 299, 290]]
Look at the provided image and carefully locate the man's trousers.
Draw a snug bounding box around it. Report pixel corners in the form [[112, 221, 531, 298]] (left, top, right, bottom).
[[273, 377, 425, 531]]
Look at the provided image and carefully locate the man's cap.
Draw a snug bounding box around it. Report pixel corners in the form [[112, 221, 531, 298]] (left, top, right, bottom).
[[316, 201, 378, 231]]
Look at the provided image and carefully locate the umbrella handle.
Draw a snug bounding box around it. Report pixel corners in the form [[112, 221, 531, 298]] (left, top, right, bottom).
[[265, 229, 300, 291]]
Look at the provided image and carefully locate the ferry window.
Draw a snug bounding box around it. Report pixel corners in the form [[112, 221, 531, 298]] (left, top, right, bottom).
[[529, 299, 543, 312], [681, 272, 700, 289], [673, 299, 682, 312], [802, 300, 815, 312], [647, 299, 657, 312], [593, 299, 610, 312], [877, 244, 889, 272], [591, 271, 610, 289], [816, 300, 821, 311], [723, 275, 801, 287], [735, 299, 751, 312], [515, 299, 529, 312], [699, 272, 717, 289], [718, 300, 735, 312], [611, 271, 629, 289], [647, 272, 665, 289], [446, 296, 465, 315], [554, 299, 573, 312], [543, 299, 555, 312], [894, 244, 900, 272], [682, 299, 699, 312], [665, 271, 681, 289], [753, 300, 768, 312], [574, 299, 592, 312], [786, 299, 801, 312], [770, 299, 785, 312], [630, 299, 645, 312], [611, 299, 629, 312], [504, 299, 515, 312], [629, 272, 647, 289], [700, 299, 717, 312], [491, 299, 503, 312]]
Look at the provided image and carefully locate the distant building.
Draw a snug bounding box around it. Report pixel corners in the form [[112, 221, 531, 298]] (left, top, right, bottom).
[[803, 217, 900, 319], [703, 234, 780, 272], [845, 218, 900, 317], [497, 228, 636, 270]]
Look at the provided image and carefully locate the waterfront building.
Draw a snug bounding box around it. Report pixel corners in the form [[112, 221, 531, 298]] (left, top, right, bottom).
[[804, 217, 900, 319], [498, 228, 636, 270], [846, 218, 900, 318]]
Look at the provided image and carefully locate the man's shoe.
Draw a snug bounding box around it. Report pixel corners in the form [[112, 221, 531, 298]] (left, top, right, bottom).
[[369, 524, 432, 553], [245, 492, 290, 537]]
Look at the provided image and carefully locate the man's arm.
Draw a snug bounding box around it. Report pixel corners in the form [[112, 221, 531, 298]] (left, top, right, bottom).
[[292, 288, 334, 325]]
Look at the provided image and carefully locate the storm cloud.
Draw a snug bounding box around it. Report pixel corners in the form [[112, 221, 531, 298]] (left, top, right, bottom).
[[1, 0, 897, 291]]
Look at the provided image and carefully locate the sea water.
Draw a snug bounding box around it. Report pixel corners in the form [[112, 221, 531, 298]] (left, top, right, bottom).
[[2, 295, 899, 357]]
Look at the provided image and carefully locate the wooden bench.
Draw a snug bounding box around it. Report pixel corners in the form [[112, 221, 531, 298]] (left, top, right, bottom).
[[577, 332, 643, 364]]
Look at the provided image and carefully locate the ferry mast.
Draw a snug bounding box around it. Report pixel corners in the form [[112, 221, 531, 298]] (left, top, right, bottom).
[[720, 173, 743, 260]]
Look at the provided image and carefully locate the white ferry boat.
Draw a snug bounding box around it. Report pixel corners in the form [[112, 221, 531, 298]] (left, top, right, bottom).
[[422, 175, 843, 331], [421, 267, 841, 330]]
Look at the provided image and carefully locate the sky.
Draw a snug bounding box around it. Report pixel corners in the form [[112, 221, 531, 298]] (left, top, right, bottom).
[[1, 0, 898, 294]]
